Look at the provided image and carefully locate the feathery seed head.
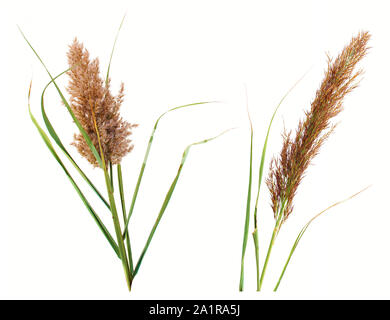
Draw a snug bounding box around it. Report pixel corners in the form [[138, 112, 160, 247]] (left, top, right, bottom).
[[66, 38, 137, 167], [267, 31, 370, 224]]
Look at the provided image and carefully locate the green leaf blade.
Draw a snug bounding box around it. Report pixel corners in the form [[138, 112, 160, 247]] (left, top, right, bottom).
[[28, 81, 120, 258], [41, 69, 111, 210]]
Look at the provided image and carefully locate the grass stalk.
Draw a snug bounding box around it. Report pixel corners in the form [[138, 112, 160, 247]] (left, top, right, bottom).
[[258, 200, 286, 291], [104, 167, 132, 290], [118, 164, 134, 274], [90, 101, 132, 290]]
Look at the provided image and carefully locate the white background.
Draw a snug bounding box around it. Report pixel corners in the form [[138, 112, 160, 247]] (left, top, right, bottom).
[[1, 0, 389, 299]]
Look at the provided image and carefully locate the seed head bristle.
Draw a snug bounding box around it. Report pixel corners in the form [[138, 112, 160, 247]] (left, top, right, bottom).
[[267, 31, 370, 223], [66, 38, 137, 167]]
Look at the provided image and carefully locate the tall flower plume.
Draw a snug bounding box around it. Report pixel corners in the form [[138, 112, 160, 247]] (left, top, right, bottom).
[[66, 38, 137, 167], [266, 31, 370, 224]]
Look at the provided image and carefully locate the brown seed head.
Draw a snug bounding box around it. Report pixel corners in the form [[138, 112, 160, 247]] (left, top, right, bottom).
[[266, 31, 370, 223], [66, 38, 137, 167]]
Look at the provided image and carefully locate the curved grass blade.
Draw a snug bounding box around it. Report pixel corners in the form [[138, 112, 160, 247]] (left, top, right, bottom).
[[105, 14, 126, 192], [122, 101, 218, 238], [41, 69, 110, 210], [239, 86, 253, 291], [273, 186, 370, 291], [252, 71, 309, 290], [132, 128, 233, 277], [19, 26, 103, 168], [28, 81, 120, 258]]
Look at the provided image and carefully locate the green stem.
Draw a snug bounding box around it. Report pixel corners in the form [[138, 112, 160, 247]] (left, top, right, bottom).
[[90, 103, 132, 291], [118, 164, 134, 274], [258, 201, 286, 291], [104, 167, 132, 291]]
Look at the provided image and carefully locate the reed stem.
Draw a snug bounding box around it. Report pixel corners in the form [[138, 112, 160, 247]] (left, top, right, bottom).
[[91, 102, 132, 291], [104, 168, 132, 291], [118, 164, 134, 274], [258, 201, 286, 291]]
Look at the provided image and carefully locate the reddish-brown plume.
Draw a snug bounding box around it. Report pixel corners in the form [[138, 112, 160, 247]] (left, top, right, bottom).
[[266, 31, 370, 224], [66, 38, 137, 167]]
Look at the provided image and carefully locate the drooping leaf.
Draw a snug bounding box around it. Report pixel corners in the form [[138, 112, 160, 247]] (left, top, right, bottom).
[[273, 186, 370, 291], [122, 101, 219, 237], [133, 129, 233, 277]]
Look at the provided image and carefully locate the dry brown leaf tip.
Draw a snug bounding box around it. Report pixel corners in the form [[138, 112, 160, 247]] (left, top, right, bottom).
[[66, 38, 137, 167], [267, 31, 370, 223]]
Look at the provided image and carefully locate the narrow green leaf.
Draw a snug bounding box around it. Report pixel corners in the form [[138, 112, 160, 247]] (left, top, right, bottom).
[[123, 101, 219, 238], [28, 82, 120, 258], [273, 186, 370, 291], [239, 86, 253, 291], [132, 129, 232, 277], [19, 26, 103, 167], [41, 69, 110, 210], [106, 14, 126, 84]]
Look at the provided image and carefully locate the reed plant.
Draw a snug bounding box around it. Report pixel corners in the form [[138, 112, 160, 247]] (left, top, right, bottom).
[[21, 20, 229, 291], [239, 31, 370, 291]]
